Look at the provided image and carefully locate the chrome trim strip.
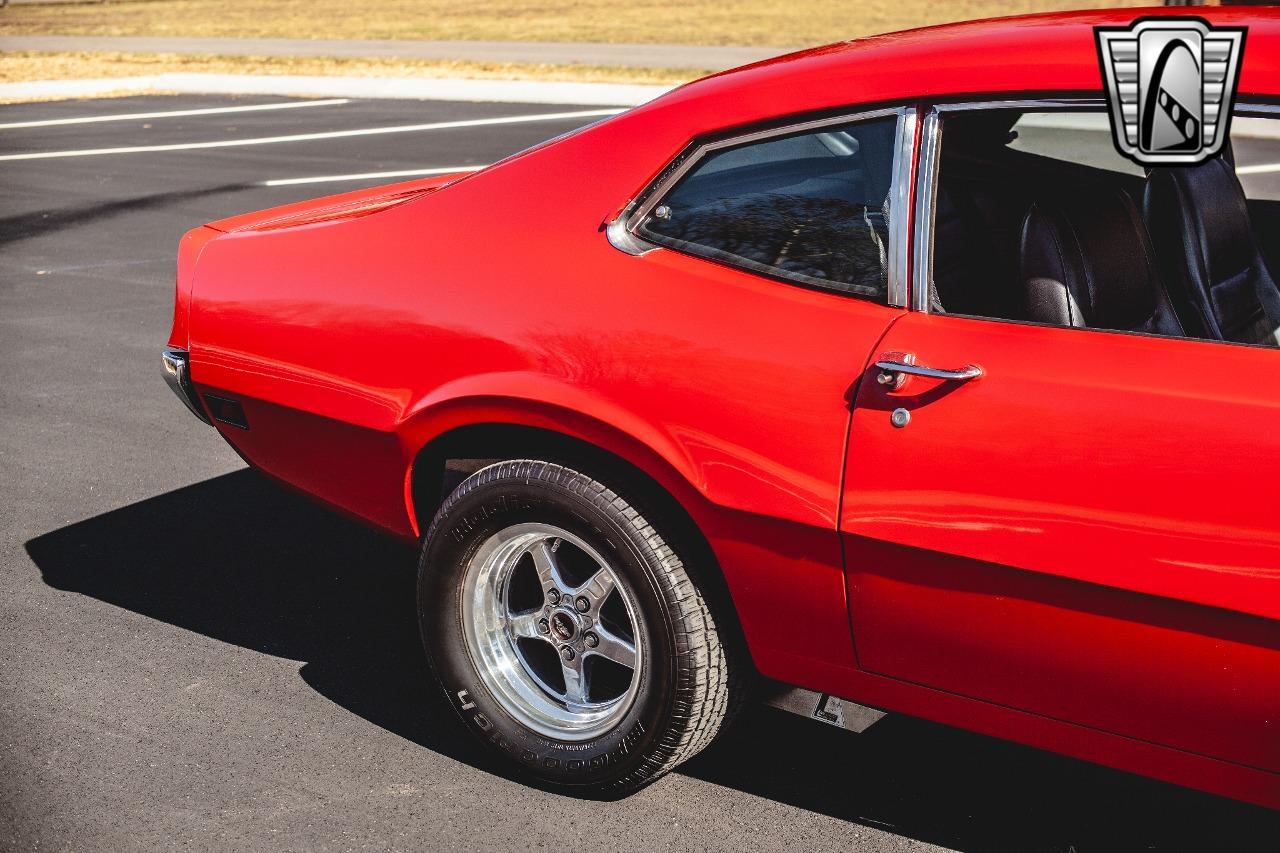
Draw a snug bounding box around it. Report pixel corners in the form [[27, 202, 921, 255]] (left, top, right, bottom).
[[932, 97, 1105, 112], [604, 217, 655, 255], [161, 347, 211, 425], [886, 107, 917, 308], [911, 108, 941, 314]]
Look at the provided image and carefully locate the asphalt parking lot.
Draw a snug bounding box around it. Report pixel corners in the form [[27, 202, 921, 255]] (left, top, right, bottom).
[[2, 94, 1278, 852]]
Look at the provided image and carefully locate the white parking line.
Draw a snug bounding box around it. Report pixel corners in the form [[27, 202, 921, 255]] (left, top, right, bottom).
[[0, 98, 350, 130], [1237, 162, 1280, 176], [0, 108, 623, 161], [34, 257, 173, 275], [262, 166, 486, 186]]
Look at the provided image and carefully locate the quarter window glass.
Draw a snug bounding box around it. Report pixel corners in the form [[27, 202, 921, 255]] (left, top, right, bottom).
[[637, 116, 899, 300]]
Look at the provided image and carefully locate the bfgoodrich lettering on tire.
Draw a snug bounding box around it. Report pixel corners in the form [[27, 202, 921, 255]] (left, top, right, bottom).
[[417, 459, 740, 794]]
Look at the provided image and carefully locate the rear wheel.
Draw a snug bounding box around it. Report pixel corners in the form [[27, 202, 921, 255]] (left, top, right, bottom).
[[418, 459, 739, 794]]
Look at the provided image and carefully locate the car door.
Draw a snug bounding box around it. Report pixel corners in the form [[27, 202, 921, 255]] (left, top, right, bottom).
[[840, 103, 1280, 773]]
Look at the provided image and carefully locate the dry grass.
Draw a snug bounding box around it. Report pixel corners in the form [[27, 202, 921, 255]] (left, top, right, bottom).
[[0, 0, 1150, 48], [0, 50, 705, 87]]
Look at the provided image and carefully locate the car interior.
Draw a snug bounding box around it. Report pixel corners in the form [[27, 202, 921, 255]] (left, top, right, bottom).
[[930, 108, 1280, 347]]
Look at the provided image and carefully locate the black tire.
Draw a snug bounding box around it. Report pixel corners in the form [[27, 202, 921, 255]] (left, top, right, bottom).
[[418, 459, 740, 794]]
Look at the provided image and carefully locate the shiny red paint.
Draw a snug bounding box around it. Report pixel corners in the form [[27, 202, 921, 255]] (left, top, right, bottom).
[[169, 8, 1280, 809], [844, 314, 1280, 774]]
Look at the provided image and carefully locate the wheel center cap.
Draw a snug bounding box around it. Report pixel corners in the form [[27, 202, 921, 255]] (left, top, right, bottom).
[[549, 610, 577, 642]]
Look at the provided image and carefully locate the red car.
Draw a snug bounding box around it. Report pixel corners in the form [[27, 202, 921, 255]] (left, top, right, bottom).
[[163, 7, 1280, 808]]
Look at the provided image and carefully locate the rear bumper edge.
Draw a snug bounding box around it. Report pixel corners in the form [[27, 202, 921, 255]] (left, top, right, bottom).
[[161, 347, 212, 426]]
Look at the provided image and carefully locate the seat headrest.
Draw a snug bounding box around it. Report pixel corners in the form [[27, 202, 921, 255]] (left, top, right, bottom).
[[1146, 158, 1257, 289], [1019, 187, 1183, 336], [1142, 157, 1280, 345]]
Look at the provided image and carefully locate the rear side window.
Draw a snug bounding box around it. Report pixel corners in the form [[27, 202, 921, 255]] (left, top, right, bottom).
[[636, 116, 900, 300]]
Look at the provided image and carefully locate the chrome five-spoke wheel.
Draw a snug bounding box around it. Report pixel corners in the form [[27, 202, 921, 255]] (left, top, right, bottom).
[[421, 460, 739, 792], [461, 522, 644, 741]]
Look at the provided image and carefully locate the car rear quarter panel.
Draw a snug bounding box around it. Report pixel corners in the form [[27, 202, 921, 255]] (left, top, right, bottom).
[[186, 110, 904, 687]]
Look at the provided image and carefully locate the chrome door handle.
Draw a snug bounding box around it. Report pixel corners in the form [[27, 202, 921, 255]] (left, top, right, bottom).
[[875, 355, 983, 387]]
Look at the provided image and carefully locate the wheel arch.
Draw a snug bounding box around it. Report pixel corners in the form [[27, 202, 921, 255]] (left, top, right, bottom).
[[399, 385, 705, 539], [402, 404, 752, 669], [406, 416, 707, 556]]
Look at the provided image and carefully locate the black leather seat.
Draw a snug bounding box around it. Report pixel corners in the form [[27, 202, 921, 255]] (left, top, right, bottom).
[[1018, 188, 1186, 336], [1143, 157, 1280, 345]]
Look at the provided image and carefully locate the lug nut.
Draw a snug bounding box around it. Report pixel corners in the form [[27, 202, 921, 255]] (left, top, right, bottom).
[[584, 631, 599, 648], [560, 646, 576, 661], [547, 589, 561, 604], [574, 596, 590, 613], [537, 619, 550, 635]]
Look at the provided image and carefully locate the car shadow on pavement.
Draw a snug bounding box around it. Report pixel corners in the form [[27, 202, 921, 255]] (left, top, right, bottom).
[[25, 469, 498, 776], [0, 184, 252, 249], [26, 470, 1280, 853]]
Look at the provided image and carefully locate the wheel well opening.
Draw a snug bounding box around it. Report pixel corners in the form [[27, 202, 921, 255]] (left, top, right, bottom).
[[408, 424, 752, 671], [409, 424, 697, 540], [408, 424, 625, 534]]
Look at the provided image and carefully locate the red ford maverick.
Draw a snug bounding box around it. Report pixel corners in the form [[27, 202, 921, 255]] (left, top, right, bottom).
[[163, 7, 1280, 808]]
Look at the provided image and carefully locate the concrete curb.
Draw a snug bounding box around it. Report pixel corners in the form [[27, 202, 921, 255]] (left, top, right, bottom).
[[0, 73, 675, 106]]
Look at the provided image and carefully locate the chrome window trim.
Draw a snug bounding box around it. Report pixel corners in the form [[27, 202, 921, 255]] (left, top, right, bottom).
[[607, 105, 917, 308], [911, 98, 1106, 314], [932, 97, 1106, 113], [911, 108, 941, 314], [887, 107, 918, 309]]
